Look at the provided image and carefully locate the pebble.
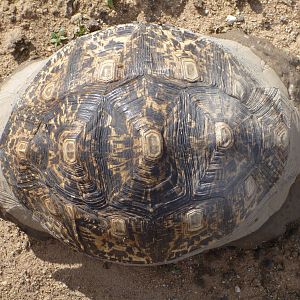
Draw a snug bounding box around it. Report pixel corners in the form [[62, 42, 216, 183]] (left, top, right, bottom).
[[235, 285, 241, 293], [70, 12, 82, 24], [58, 0, 78, 17], [194, 0, 203, 8], [236, 15, 245, 22], [51, 8, 59, 16], [1, 0, 9, 12], [21, 3, 36, 19], [86, 19, 101, 32], [280, 16, 288, 24], [2, 28, 24, 53], [88, 5, 109, 20], [226, 15, 237, 25]]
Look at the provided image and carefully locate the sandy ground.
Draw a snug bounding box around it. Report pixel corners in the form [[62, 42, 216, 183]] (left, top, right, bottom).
[[0, 0, 300, 299]]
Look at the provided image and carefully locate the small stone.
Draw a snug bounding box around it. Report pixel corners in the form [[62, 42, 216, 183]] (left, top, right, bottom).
[[236, 15, 245, 22], [137, 11, 146, 22], [235, 285, 241, 293], [2, 28, 24, 53], [8, 4, 16, 16], [194, 0, 203, 8], [204, 9, 209, 15], [21, 3, 37, 19], [88, 5, 109, 20], [226, 15, 237, 25], [86, 19, 101, 32], [58, 0, 79, 17], [9, 14, 16, 23], [261, 19, 272, 30], [290, 31, 298, 41], [70, 12, 82, 24], [280, 16, 288, 24], [51, 8, 59, 16], [1, 0, 9, 12]]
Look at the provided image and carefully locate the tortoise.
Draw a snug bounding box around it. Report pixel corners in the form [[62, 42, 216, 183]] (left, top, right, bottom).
[[0, 23, 299, 265]]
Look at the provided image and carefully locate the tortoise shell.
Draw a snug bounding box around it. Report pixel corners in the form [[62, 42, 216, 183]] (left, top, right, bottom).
[[0, 23, 299, 264]]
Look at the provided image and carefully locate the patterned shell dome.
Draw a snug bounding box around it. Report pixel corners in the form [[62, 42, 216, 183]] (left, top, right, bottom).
[[0, 23, 299, 264]]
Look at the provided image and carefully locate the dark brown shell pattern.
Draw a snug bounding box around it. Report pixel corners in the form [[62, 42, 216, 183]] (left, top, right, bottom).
[[0, 23, 295, 264]]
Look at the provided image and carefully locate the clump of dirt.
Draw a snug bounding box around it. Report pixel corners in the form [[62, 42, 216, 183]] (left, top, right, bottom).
[[0, 0, 299, 299], [1, 27, 34, 63]]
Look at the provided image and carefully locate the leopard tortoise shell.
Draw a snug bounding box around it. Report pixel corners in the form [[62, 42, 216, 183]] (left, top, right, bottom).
[[0, 23, 299, 265]]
